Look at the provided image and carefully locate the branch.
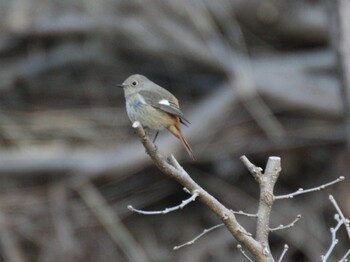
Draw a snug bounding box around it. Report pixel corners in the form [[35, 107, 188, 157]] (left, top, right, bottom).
[[0, 212, 27, 262], [269, 215, 302, 232], [329, 195, 350, 239], [173, 223, 224, 250], [133, 123, 344, 261], [128, 190, 199, 215], [237, 244, 254, 262], [278, 245, 289, 262], [331, 0, 350, 152], [231, 210, 257, 218], [132, 122, 270, 261], [340, 249, 350, 262], [322, 195, 350, 261], [322, 219, 341, 261], [274, 176, 345, 200], [240, 156, 263, 182], [241, 155, 281, 256]]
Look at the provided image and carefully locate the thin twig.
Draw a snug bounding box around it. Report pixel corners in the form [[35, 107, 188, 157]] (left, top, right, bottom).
[[274, 176, 345, 200], [173, 223, 224, 250], [128, 191, 199, 215], [237, 244, 254, 262], [240, 155, 263, 182], [270, 215, 302, 232], [329, 195, 350, 239], [278, 244, 289, 262], [340, 249, 350, 262], [322, 195, 350, 261], [321, 218, 342, 261], [231, 210, 257, 217]]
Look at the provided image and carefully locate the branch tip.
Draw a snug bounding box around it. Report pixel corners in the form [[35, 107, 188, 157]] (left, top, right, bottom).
[[132, 121, 140, 128], [183, 187, 191, 194], [275, 177, 344, 200], [278, 244, 289, 262], [270, 214, 301, 232], [128, 192, 198, 215], [174, 223, 224, 250]]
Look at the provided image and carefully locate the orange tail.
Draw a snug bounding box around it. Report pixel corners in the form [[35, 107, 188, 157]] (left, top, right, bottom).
[[168, 125, 195, 160]]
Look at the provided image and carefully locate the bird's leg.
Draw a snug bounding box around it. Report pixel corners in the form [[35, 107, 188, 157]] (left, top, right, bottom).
[[152, 131, 159, 152], [152, 131, 159, 144], [143, 130, 158, 154]]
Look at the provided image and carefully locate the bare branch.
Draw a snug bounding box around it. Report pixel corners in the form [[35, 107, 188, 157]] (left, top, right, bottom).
[[133, 122, 344, 261], [329, 195, 350, 239], [274, 176, 345, 200], [340, 249, 350, 262], [278, 244, 289, 262], [240, 155, 263, 182], [322, 195, 350, 262], [270, 215, 302, 232], [173, 223, 224, 250], [255, 156, 281, 254], [321, 216, 342, 261], [132, 122, 269, 261], [128, 191, 199, 215], [330, 0, 350, 152], [231, 210, 257, 218], [237, 244, 254, 262]]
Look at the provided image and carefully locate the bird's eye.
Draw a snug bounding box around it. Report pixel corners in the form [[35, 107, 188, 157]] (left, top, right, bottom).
[[132, 81, 138, 86]]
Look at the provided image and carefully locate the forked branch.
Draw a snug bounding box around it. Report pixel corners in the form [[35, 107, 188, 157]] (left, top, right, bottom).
[[132, 122, 344, 262], [132, 121, 271, 261]]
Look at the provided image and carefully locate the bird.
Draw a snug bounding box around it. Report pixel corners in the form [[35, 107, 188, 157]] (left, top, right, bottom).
[[118, 74, 195, 160]]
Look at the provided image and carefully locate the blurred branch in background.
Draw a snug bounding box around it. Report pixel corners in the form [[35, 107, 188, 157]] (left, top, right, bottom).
[[0, 212, 26, 262], [329, 0, 350, 154]]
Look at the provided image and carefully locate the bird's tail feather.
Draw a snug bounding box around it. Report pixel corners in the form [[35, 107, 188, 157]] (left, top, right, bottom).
[[168, 125, 195, 160], [178, 133, 195, 160]]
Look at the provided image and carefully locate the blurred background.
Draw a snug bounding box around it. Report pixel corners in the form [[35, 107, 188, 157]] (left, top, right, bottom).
[[0, 0, 349, 261]]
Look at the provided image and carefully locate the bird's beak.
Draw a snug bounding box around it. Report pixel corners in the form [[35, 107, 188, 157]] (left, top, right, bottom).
[[117, 83, 125, 88]]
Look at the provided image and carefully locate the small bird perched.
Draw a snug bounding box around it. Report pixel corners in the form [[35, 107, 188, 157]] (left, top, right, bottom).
[[118, 74, 195, 160]]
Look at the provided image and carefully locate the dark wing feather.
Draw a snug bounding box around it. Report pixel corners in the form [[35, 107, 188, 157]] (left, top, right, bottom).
[[180, 118, 191, 127]]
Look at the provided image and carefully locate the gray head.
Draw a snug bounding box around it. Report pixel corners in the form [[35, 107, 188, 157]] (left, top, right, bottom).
[[118, 74, 150, 96]]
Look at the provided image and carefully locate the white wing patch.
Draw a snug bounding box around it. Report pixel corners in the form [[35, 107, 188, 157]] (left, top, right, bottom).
[[158, 99, 171, 106]]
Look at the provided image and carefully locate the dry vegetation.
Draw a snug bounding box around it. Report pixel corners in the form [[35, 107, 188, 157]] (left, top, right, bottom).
[[0, 0, 349, 261]]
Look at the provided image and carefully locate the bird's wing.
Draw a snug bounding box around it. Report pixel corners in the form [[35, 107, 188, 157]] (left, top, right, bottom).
[[139, 90, 191, 126]]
